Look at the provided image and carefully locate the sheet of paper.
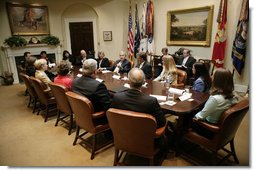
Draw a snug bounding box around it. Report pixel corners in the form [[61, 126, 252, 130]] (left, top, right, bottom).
[[48, 63, 56, 68], [150, 94, 167, 101], [112, 75, 120, 79], [168, 87, 185, 95], [123, 83, 130, 88], [142, 82, 148, 88], [164, 101, 177, 106], [95, 78, 104, 82], [76, 74, 82, 77], [121, 77, 128, 81], [178, 93, 192, 101], [101, 70, 112, 74]]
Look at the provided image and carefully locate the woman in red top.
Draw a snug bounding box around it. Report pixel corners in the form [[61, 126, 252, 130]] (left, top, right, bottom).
[[54, 60, 73, 90]]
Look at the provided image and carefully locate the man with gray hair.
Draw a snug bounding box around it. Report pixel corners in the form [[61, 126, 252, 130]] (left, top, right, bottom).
[[72, 59, 111, 112], [107, 51, 131, 75], [111, 68, 166, 128]]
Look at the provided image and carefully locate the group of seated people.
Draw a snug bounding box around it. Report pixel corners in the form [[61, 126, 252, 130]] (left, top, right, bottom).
[[21, 47, 239, 142]]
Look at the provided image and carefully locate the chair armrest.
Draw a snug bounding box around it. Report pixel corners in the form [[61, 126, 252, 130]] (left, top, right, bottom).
[[155, 121, 167, 138], [92, 111, 106, 119], [43, 89, 51, 94], [192, 118, 220, 133]]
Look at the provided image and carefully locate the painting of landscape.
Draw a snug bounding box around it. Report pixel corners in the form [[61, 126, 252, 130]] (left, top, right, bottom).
[[167, 6, 214, 46]]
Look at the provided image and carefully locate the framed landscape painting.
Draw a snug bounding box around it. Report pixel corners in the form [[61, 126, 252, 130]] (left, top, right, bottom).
[[6, 2, 50, 35], [167, 6, 214, 46]]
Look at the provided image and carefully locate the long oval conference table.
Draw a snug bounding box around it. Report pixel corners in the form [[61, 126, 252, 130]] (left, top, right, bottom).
[[72, 67, 210, 153], [72, 67, 209, 121]]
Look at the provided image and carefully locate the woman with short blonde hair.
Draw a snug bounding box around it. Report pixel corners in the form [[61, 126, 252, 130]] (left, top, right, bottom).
[[153, 55, 177, 85], [34, 59, 52, 89]]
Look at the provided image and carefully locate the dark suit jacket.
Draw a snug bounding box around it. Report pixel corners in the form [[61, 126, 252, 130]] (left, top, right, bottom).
[[111, 89, 166, 128], [72, 75, 111, 112], [177, 56, 196, 77], [107, 59, 131, 74], [135, 61, 152, 79], [73, 55, 95, 66], [97, 58, 110, 68]]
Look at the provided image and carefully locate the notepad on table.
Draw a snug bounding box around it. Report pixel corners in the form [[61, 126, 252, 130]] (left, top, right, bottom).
[[112, 75, 121, 80], [150, 94, 167, 101], [178, 92, 192, 101]]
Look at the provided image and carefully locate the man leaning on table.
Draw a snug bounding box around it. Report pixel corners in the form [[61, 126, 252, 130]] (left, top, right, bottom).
[[72, 58, 111, 113], [106, 51, 131, 75], [111, 68, 166, 128]]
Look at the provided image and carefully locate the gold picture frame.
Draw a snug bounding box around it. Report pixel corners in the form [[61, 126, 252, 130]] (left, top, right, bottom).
[[167, 5, 214, 46], [103, 31, 112, 41], [6, 2, 50, 35]]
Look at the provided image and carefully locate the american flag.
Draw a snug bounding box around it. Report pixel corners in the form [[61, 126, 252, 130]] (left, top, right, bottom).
[[127, 3, 134, 60]]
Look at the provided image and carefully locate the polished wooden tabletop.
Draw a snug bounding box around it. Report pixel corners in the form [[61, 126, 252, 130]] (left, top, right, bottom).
[[71, 67, 209, 115], [98, 72, 209, 115]]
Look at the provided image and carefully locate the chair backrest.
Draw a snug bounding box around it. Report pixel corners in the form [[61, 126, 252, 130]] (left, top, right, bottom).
[[48, 82, 72, 115], [109, 60, 115, 67], [198, 59, 214, 76], [30, 76, 49, 105], [106, 108, 157, 157], [65, 91, 95, 133], [215, 99, 249, 146], [176, 69, 187, 85], [19, 73, 37, 99]]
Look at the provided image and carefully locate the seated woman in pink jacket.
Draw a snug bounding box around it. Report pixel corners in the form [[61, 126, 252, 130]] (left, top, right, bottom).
[[54, 60, 73, 90]]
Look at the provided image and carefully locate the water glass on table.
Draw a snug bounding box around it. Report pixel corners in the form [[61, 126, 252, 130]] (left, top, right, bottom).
[[167, 91, 175, 102]]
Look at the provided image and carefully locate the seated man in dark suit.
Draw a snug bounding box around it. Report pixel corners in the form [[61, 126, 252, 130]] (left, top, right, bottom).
[[106, 51, 131, 75], [176, 48, 196, 84], [72, 58, 111, 112], [135, 52, 152, 79], [111, 68, 166, 128], [73, 49, 95, 67]]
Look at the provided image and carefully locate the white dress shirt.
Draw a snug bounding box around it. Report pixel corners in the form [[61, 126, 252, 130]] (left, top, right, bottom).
[[182, 56, 189, 66]]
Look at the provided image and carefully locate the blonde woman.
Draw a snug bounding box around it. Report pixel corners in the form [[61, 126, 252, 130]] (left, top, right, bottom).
[[153, 55, 177, 86], [34, 58, 52, 90]]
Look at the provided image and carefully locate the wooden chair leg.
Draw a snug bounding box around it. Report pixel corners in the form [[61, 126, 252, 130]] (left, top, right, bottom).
[[27, 95, 32, 108], [68, 114, 73, 135], [25, 89, 28, 96], [37, 103, 41, 115], [230, 139, 239, 164], [44, 105, 49, 122], [73, 126, 80, 145], [91, 134, 96, 160], [32, 99, 37, 113], [114, 149, 119, 166], [55, 110, 61, 126]]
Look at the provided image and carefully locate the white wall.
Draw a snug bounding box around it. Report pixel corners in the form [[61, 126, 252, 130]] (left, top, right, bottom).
[[0, 0, 249, 87], [150, 0, 249, 86]]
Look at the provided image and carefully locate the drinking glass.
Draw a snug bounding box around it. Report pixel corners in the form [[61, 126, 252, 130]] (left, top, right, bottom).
[[167, 91, 175, 102]]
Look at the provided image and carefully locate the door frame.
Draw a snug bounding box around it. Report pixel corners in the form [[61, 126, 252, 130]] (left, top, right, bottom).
[[64, 18, 98, 55]]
